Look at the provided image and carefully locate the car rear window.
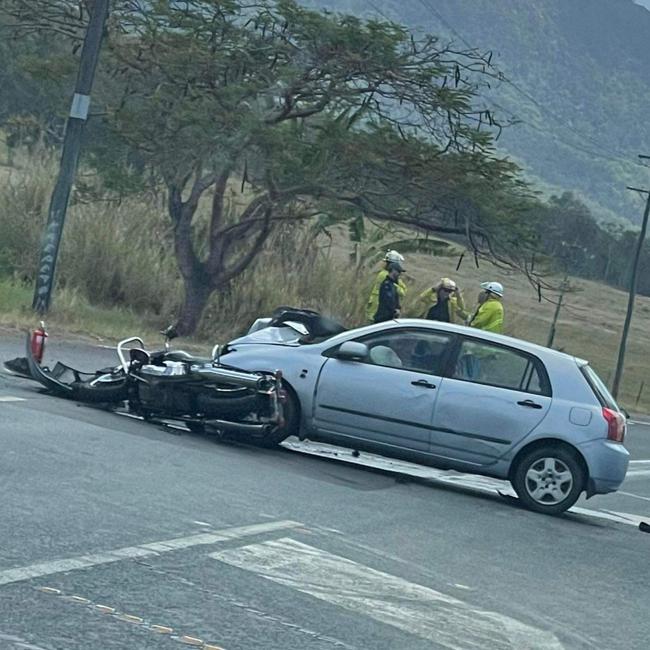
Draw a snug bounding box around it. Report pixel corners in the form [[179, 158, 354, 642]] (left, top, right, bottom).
[[581, 364, 618, 410], [451, 338, 551, 396]]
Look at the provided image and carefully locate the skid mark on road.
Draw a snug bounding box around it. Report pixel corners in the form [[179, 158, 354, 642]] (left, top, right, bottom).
[[0, 520, 301, 587], [34, 586, 225, 649], [211, 538, 565, 650]]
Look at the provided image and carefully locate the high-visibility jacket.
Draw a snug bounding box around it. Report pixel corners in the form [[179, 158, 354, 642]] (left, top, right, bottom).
[[413, 288, 468, 324], [470, 297, 504, 334], [365, 269, 406, 322]]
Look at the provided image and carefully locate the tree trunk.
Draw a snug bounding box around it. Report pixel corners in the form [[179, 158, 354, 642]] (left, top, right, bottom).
[[175, 274, 213, 336]]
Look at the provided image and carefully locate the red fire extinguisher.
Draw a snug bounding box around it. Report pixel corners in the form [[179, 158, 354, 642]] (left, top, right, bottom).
[[30, 321, 48, 365]]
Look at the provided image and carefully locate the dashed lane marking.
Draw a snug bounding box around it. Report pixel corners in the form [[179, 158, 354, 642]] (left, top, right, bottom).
[[0, 520, 301, 587], [36, 586, 226, 649], [211, 537, 565, 650], [0, 396, 26, 402]]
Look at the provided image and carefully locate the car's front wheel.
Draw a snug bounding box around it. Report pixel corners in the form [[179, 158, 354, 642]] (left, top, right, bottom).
[[511, 445, 585, 515]]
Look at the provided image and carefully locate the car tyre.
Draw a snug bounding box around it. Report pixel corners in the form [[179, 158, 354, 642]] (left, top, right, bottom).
[[511, 444, 585, 515]]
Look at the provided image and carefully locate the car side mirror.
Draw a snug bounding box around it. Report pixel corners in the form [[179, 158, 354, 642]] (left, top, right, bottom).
[[335, 341, 369, 361]]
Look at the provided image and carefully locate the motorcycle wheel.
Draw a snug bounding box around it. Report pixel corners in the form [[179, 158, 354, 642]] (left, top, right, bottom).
[[70, 380, 129, 404]]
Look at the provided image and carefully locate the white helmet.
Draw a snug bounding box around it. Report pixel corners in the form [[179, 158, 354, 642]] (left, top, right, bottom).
[[384, 249, 404, 263], [481, 281, 504, 297]]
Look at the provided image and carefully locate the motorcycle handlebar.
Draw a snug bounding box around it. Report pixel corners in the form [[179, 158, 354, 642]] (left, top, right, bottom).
[[117, 337, 145, 373]]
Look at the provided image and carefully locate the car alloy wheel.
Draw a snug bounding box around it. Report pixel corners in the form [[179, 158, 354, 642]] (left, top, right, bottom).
[[512, 444, 585, 514], [525, 457, 573, 506]]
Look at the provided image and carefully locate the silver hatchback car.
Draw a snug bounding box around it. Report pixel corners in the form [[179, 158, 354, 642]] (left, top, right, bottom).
[[223, 319, 629, 514]]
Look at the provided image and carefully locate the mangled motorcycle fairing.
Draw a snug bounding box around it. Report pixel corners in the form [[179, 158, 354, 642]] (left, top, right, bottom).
[[24, 333, 289, 443]]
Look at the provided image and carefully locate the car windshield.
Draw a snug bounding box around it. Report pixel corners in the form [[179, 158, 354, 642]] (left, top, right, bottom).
[[581, 364, 619, 410]]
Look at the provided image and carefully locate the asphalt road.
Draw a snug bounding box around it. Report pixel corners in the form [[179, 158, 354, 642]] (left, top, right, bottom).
[[1, 333, 649, 650]]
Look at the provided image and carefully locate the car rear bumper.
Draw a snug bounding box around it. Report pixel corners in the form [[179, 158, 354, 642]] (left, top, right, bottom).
[[577, 439, 630, 497]]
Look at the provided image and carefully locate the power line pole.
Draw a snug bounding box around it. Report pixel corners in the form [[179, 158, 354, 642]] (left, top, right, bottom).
[[611, 180, 650, 399], [546, 277, 568, 348], [32, 0, 110, 314]]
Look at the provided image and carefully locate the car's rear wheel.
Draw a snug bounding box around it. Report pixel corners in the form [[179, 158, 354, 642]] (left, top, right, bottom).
[[511, 444, 585, 515]]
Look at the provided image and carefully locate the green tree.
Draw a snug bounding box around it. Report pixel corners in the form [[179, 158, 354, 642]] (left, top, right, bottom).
[[3, 0, 538, 333]]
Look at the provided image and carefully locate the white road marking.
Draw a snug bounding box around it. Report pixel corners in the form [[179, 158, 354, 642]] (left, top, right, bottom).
[[617, 491, 650, 503], [624, 470, 650, 479], [625, 461, 650, 478], [284, 440, 648, 527], [0, 396, 26, 402], [0, 520, 301, 587], [569, 507, 647, 526], [629, 420, 650, 427], [211, 538, 564, 650]]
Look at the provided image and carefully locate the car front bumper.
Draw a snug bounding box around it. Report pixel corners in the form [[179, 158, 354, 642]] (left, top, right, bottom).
[[578, 439, 630, 497]]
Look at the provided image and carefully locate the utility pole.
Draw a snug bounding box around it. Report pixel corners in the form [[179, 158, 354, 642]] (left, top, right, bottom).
[[32, 0, 110, 314], [611, 180, 650, 399], [546, 277, 568, 348]]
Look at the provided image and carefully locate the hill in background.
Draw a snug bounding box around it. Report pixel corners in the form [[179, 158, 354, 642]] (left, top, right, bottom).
[[305, 0, 650, 225]]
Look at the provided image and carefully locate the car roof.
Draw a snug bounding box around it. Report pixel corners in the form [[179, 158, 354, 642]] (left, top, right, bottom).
[[331, 319, 583, 366]]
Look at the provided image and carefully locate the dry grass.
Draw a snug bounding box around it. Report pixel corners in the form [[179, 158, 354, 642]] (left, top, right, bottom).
[[0, 278, 167, 345], [394, 248, 650, 412]]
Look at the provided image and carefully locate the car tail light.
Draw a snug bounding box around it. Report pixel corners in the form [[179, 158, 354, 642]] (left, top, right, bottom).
[[603, 407, 626, 443]]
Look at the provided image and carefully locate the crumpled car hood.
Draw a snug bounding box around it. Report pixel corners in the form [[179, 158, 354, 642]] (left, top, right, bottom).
[[228, 326, 302, 347]]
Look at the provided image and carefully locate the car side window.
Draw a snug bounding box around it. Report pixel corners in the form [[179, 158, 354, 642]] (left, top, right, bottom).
[[452, 339, 550, 396], [357, 330, 453, 375]]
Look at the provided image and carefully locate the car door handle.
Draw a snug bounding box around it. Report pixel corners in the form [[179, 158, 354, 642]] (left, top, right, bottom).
[[411, 379, 436, 389], [517, 399, 542, 409]]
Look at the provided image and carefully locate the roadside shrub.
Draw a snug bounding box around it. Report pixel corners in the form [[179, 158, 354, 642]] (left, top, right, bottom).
[[0, 145, 180, 314]]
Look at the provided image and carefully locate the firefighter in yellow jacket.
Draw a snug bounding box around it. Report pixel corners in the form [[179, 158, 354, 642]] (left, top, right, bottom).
[[365, 250, 407, 322], [469, 281, 505, 333], [413, 278, 468, 323]]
